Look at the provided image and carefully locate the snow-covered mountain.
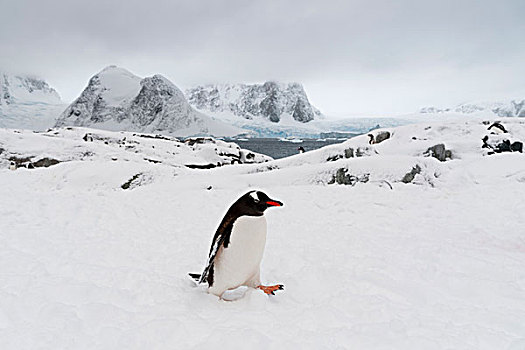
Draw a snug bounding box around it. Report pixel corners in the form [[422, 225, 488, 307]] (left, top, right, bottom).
[[0, 73, 65, 130], [420, 99, 525, 118], [0, 73, 61, 106], [186, 81, 321, 124], [56, 66, 244, 137]]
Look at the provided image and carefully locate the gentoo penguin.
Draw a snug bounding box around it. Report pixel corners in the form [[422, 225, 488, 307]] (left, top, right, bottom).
[[297, 146, 305, 153], [368, 134, 375, 144], [189, 190, 284, 298]]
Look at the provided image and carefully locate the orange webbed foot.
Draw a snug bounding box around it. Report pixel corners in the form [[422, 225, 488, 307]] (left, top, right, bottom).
[[257, 284, 284, 295]]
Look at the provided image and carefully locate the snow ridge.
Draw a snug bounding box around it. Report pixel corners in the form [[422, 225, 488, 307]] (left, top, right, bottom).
[[186, 81, 321, 123]]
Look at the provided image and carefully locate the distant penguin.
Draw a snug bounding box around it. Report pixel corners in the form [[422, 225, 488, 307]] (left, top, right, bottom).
[[297, 146, 305, 153], [9, 162, 16, 171], [488, 122, 507, 134], [189, 190, 284, 298], [368, 134, 375, 144]]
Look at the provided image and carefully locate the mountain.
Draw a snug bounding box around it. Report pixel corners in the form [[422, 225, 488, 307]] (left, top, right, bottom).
[[420, 99, 525, 118], [56, 66, 243, 137], [0, 73, 65, 130], [0, 73, 61, 106], [186, 81, 321, 124]]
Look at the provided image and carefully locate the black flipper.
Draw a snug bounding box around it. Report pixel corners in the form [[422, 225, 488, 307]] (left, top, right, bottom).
[[196, 213, 236, 285]]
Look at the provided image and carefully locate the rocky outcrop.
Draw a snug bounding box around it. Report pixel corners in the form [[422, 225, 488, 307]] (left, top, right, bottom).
[[424, 144, 452, 161], [186, 81, 320, 123], [401, 165, 422, 183], [328, 168, 370, 185]]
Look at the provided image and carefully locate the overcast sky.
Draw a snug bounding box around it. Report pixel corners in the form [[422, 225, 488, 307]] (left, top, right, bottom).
[[1, 0, 524, 116]]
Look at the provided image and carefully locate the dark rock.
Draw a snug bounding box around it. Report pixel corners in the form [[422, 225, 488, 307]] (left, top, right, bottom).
[[121, 173, 142, 190], [327, 154, 343, 162], [32, 158, 60, 168], [185, 163, 217, 169], [8, 155, 32, 167], [344, 148, 354, 158], [144, 158, 162, 164], [402, 165, 422, 183], [329, 168, 370, 185], [495, 140, 512, 153], [375, 131, 391, 144], [511, 141, 523, 153], [424, 144, 452, 161]]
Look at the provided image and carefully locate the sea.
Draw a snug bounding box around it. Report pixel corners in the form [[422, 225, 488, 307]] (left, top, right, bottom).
[[225, 137, 355, 159]]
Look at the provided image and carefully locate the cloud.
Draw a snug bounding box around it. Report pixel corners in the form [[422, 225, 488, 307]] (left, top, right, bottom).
[[1, 0, 524, 114]]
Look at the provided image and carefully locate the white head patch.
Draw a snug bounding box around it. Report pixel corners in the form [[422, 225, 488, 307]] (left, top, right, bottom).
[[249, 191, 259, 201]]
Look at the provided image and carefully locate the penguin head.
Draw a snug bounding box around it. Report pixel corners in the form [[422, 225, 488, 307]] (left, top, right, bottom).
[[237, 190, 283, 216]]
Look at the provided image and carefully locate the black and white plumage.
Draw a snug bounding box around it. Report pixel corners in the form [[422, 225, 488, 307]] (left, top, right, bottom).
[[488, 122, 508, 134], [189, 190, 284, 297]]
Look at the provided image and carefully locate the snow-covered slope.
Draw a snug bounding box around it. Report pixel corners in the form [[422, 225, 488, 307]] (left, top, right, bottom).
[[420, 98, 525, 118], [186, 81, 321, 124], [56, 66, 244, 137], [1, 117, 525, 348], [0, 127, 272, 171], [0, 73, 65, 130]]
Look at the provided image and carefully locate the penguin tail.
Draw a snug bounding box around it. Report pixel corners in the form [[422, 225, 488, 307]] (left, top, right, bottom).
[[188, 273, 202, 282]]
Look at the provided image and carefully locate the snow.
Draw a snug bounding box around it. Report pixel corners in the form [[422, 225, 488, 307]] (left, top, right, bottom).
[[420, 98, 525, 118], [0, 73, 65, 130], [1, 117, 525, 348], [96, 66, 142, 107]]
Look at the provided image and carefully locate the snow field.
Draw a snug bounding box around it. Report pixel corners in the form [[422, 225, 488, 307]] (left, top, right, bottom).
[[1, 118, 525, 348]]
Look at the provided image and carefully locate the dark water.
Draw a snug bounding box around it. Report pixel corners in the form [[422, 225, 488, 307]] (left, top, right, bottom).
[[226, 138, 352, 159]]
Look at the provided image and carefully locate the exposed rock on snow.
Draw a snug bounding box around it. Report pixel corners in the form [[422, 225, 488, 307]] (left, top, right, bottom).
[[328, 168, 370, 185], [7, 155, 61, 170], [424, 144, 452, 162], [55, 66, 242, 137], [186, 81, 321, 123], [401, 164, 422, 183], [0, 127, 272, 173], [374, 130, 391, 144]]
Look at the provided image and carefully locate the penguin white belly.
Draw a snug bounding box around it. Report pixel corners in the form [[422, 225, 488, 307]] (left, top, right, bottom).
[[209, 215, 267, 296]]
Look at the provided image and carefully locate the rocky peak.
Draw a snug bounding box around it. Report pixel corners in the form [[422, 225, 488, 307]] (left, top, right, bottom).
[[55, 66, 241, 137], [0, 73, 61, 106], [186, 81, 320, 123]]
